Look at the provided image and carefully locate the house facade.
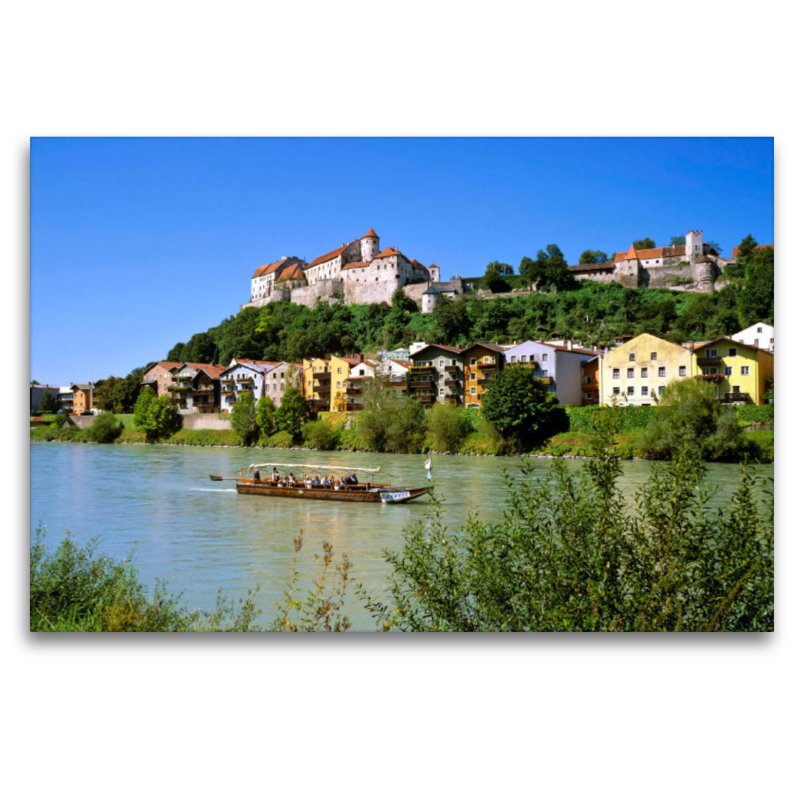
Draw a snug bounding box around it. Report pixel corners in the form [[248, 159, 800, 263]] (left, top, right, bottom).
[[303, 358, 332, 412], [461, 344, 506, 409], [732, 321, 774, 353], [262, 362, 302, 408], [218, 360, 279, 413], [581, 357, 601, 405], [598, 333, 693, 406], [421, 278, 466, 313], [409, 345, 465, 407], [690, 338, 774, 405], [142, 362, 182, 396], [70, 384, 93, 415]]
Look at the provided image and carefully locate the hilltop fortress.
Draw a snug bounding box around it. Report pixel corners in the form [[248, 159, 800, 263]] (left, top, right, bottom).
[[242, 228, 737, 313], [242, 228, 461, 311], [568, 230, 729, 293]]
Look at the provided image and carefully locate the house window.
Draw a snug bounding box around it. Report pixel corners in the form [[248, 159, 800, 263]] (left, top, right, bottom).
[[724, 367, 733, 376], [728, 348, 737, 358], [658, 386, 665, 395], [627, 386, 635, 396], [612, 387, 620, 396], [754, 339, 759, 348], [642, 386, 649, 396], [470, 358, 476, 366], [757, 327, 763, 333], [740, 366, 750, 376], [707, 349, 718, 358], [732, 385, 740, 393], [658, 366, 666, 377], [650, 352, 657, 360], [679, 366, 687, 376], [439, 388, 444, 396], [703, 368, 717, 376], [612, 368, 620, 379], [471, 372, 476, 381], [520, 355, 527, 363], [629, 353, 636, 361], [510, 356, 517, 363], [641, 368, 648, 378], [541, 353, 548, 362], [627, 368, 634, 378], [439, 360, 444, 367], [470, 387, 476, 395]]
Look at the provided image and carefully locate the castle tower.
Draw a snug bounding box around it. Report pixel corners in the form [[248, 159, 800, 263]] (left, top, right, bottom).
[[686, 230, 703, 264], [428, 263, 440, 283], [360, 228, 379, 262]]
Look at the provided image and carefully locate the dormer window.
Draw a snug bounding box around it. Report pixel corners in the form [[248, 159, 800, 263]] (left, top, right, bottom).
[[629, 353, 636, 362]]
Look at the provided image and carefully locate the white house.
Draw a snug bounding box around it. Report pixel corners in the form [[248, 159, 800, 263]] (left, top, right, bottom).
[[732, 321, 774, 352]]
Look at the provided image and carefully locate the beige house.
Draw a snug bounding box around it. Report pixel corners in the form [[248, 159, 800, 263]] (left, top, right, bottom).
[[142, 361, 182, 396], [598, 333, 692, 406]]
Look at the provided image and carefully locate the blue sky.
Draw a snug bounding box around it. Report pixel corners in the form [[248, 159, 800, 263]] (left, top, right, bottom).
[[30, 137, 773, 385]]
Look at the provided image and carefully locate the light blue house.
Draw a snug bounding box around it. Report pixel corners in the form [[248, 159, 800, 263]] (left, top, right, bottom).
[[502, 341, 601, 407], [218, 359, 280, 412]]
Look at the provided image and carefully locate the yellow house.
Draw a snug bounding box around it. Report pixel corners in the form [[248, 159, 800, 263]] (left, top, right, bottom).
[[690, 337, 774, 405], [598, 333, 692, 406], [461, 343, 506, 409], [302, 358, 331, 412], [329, 355, 364, 411], [70, 384, 93, 415]]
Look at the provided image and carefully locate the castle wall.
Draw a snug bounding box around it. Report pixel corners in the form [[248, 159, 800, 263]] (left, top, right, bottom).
[[291, 279, 343, 306], [402, 283, 428, 308], [343, 279, 398, 305]]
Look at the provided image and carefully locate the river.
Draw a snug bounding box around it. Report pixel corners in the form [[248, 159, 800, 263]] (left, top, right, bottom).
[[29, 441, 774, 631]]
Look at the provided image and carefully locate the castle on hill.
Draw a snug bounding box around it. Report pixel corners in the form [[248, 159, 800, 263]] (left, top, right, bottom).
[[242, 228, 457, 311], [568, 230, 730, 293]]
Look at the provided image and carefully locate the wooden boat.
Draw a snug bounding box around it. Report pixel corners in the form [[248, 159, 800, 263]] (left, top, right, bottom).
[[210, 461, 431, 505]]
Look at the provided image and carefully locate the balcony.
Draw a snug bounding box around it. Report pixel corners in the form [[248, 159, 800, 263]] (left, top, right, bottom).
[[444, 378, 460, 386], [310, 399, 329, 409], [477, 376, 495, 385], [221, 389, 234, 396], [238, 377, 254, 385], [479, 363, 497, 372], [410, 380, 434, 389], [409, 366, 435, 375], [696, 374, 724, 383], [696, 356, 721, 367], [536, 376, 553, 386], [346, 386, 362, 395], [443, 364, 461, 374], [720, 392, 751, 403]]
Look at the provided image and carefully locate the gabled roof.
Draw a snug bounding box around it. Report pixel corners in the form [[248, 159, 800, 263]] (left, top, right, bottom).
[[614, 245, 686, 262], [374, 246, 406, 260], [690, 336, 771, 354], [360, 228, 379, 239], [307, 243, 350, 269], [411, 344, 464, 359], [569, 262, 615, 272], [341, 261, 370, 271], [392, 359, 413, 368], [276, 263, 306, 283], [194, 365, 226, 380], [147, 361, 181, 372], [70, 384, 92, 391], [252, 258, 288, 279], [460, 342, 508, 356]]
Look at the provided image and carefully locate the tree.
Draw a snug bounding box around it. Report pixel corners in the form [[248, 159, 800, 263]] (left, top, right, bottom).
[[519, 244, 576, 292], [384, 396, 427, 454], [85, 411, 124, 443], [737, 246, 774, 327], [426, 403, 467, 452], [166, 343, 186, 362], [481, 367, 569, 451], [736, 234, 758, 260], [483, 263, 512, 293], [274, 386, 309, 440], [578, 250, 609, 265], [255, 396, 276, 443], [231, 391, 258, 446], [133, 386, 156, 428], [301, 418, 341, 450], [391, 288, 419, 314], [632, 238, 656, 250], [669, 236, 685, 247], [136, 394, 183, 442], [39, 388, 60, 414]]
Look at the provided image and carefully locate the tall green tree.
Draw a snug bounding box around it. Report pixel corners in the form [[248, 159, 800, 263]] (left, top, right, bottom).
[[231, 391, 258, 446], [632, 238, 656, 250], [519, 244, 575, 292], [38, 388, 60, 414], [133, 386, 156, 428], [737, 246, 774, 327], [256, 396, 277, 442], [481, 366, 569, 451], [483, 263, 512, 293], [578, 250, 609, 264], [274, 387, 309, 440], [135, 393, 183, 442]]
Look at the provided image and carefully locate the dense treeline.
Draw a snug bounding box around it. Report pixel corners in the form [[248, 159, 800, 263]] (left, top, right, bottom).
[[164, 238, 773, 363]]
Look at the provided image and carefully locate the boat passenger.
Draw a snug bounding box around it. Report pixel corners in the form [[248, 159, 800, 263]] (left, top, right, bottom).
[[288, 473, 296, 485], [272, 468, 280, 482], [253, 469, 261, 483]]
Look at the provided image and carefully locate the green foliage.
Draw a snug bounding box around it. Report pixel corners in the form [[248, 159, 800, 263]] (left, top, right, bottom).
[[578, 249, 609, 264], [30, 527, 262, 631], [169, 429, 239, 447], [84, 411, 124, 443], [134, 389, 183, 442], [519, 244, 576, 292], [737, 246, 774, 327], [632, 238, 656, 250], [38, 388, 60, 414], [270, 533, 352, 632], [640, 379, 750, 461], [484, 261, 513, 293], [426, 402, 467, 452], [669, 235, 685, 247], [255, 396, 277, 443], [363, 424, 773, 631], [274, 387, 309, 440], [231, 391, 258, 446], [301, 418, 341, 450], [357, 379, 426, 454], [267, 431, 295, 448], [566, 405, 658, 433], [481, 367, 569, 451], [737, 405, 773, 424]]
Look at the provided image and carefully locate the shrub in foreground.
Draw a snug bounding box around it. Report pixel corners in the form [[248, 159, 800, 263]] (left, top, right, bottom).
[[363, 415, 773, 631], [84, 411, 124, 443], [301, 418, 341, 450]]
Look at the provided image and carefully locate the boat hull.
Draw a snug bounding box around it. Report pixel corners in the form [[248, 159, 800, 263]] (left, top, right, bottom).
[[235, 479, 430, 504]]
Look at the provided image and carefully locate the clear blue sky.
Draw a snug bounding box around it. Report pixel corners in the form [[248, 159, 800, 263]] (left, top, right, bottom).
[[31, 137, 773, 385]]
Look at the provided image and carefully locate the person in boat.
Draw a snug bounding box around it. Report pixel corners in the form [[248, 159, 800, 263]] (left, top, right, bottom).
[[288, 473, 296, 485], [253, 469, 261, 483], [272, 467, 279, 483]]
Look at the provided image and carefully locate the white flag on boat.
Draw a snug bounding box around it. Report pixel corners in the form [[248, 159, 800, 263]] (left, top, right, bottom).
[[424, 457, 432, 481]]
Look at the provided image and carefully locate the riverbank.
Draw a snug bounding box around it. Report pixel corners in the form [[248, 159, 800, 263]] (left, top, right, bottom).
[[30, 422, 774, 462]]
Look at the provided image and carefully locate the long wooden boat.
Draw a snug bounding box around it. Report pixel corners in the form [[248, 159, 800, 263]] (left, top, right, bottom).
[[210, 460, 432, 505], [234, 478, 430, 504]]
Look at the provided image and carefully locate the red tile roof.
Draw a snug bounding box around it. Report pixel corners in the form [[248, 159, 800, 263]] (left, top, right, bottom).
[[276, 263, 306, 283], [307, 244, 349, 269], [614, 245, 686, 262], [360, 228, 379, 239], [252, 258, 287, 279], [341, 261, 370, 271], [374, 247, 404, 259], [196, 365, 226, 380]]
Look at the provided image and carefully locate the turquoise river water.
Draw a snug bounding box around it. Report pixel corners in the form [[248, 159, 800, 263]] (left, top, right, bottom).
[[30, 441, 773, 631]]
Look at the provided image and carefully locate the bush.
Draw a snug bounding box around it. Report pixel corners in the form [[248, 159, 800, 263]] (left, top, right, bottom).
[[267, 431, 294, 448], [384, 397, 427, 453], [301, 418, 341, 451], [170, 429, 239, 447], [231, 391, 258, 446], [426, 402, 467, 452], [84, 411, 124, 443], [30, 526, 261, 632], [566, 405, 659, 433], [737, 405, 774, 425], [363, 420, 773, 632]]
